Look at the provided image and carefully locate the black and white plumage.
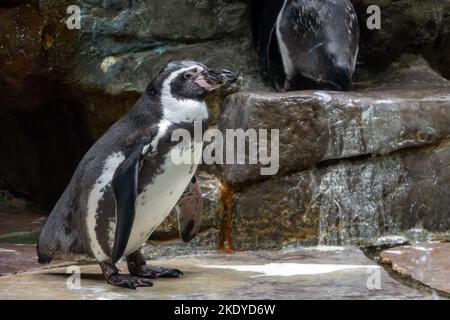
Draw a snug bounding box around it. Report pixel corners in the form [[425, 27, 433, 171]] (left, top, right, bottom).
[[37, 61, 237, 289], [258, 0, 360, 91]]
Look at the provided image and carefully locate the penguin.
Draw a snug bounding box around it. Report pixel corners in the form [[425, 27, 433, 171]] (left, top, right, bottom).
[[37, 61, 237, 289], [257, 0, 360, 91]]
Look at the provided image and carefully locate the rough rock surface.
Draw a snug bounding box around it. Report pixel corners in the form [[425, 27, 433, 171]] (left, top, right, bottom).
[[351, 0, 450, 78], [0, 247, 435, 299], [220, 59, 450, 185], [231, 140, 450, 249], [380, 243, 450, 295], [220, 59, 450, 250]]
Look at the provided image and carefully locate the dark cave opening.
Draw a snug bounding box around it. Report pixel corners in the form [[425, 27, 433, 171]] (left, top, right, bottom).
[[0, 83, 93, 210], [250, 0, 270, 45]]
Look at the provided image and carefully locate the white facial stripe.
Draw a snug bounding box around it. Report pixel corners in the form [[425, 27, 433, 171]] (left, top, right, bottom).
[[155, 66, 208, 148]]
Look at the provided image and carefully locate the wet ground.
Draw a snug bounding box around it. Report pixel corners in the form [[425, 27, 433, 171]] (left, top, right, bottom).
[[0, 246, 438, 300], [0, 199, 447, 300]]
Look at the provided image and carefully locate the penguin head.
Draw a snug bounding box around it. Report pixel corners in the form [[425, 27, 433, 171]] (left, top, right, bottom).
[[149, 61, 237, 100]]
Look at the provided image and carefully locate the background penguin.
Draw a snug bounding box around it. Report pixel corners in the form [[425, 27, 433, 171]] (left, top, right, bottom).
[[37, 61, 237, 289], [257, 0, 360, 91]]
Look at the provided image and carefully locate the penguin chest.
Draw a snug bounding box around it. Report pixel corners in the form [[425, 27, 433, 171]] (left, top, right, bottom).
[[123, 141, 203, 255]]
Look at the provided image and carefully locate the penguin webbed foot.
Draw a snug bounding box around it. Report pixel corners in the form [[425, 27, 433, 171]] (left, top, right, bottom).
[[99, 261, 153, 289], [126, 250, 183, 279], [107, 274, 154, 289], [130, 264, 183, 279]]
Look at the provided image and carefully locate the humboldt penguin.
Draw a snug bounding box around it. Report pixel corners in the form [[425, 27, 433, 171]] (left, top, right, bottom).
[[257, 0, 360, 91], [37, 61, 237, 289]]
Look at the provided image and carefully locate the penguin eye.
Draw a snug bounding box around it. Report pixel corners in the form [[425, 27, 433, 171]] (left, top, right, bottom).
[[184, 72, 194, 80]]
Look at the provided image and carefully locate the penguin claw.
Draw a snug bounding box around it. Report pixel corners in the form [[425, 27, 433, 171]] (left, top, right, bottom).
[[107, 274, 154, 289], [126, 251, 183, 279], [130, 265, 183, 279]]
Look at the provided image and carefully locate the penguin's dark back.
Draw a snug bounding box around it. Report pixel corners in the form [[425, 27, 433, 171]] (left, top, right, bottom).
[[37, 91, 164, 260]]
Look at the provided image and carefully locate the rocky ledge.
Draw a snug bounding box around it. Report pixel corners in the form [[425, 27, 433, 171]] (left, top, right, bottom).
[[216, 58, 450, 250], [380, 243, 450, 295]]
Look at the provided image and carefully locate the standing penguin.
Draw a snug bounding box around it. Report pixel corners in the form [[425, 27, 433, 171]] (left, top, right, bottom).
[[37, 61, 237, 289], [257, 0, 360, 91]]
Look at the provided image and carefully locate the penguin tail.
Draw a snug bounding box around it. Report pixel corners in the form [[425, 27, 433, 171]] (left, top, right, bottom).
[[331, 65, 353, 91], [36, 241, 54, 264], [36, 226, 56, 264]]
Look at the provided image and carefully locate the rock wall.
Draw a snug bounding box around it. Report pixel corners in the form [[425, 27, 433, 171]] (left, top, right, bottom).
[[219, 57, 450, 249]]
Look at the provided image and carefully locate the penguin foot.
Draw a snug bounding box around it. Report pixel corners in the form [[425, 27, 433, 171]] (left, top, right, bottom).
[[130, 264, 183, 279], [107, 274, 153, 289], [126, 250, 183, 279], [99, 261, 153, 289]]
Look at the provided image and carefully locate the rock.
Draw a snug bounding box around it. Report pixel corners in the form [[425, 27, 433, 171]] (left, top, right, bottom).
[[220, 59, 450, 185], [356, 55, 450, 90], [151, 172, 224, 242], [75, 37, 263, 134], [380, 243, 450, 294], [231, 140, 450, 249], [0, 247, 434, 299], [144, 229, 222, 259], [373, 236, 409, 249], [80, 0, 249, 43], [351, 0, 450, 78], [231, 172, 320, 250]]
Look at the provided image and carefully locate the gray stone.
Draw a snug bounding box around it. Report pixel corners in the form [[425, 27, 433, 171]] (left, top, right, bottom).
[[351, 0, 450, 78], [231, 140, 450, 249], [220, 59, 450, 185], [80, 0, 249, 43], [380, 243, 450, 295], [0, 247, 435, 299], [374, 236, 409, 248], [75, 37, 264, 96]]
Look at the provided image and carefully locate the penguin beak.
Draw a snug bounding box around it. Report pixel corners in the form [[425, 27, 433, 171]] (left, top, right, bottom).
[[195, 68, 238, 92]]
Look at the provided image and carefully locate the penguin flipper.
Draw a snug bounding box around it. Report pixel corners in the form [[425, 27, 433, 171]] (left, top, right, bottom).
[[110, 141, 147, 264], [176, 175, 203, 242]]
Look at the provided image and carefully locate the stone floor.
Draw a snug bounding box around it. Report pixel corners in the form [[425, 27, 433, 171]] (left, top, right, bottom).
[[0, 246, 441, 300], [0, 200, 447, 300], [380, 243, 450, 295]]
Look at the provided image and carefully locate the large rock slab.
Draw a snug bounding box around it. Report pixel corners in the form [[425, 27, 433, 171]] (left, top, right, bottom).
[[220, 66, 450, 185], [0, 247, 434, 299], [380, 243, 450, 295], [231, 140, 450, 249]]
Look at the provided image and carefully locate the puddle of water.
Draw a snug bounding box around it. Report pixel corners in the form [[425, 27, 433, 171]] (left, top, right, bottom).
[[202, 263, 379, 277]]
